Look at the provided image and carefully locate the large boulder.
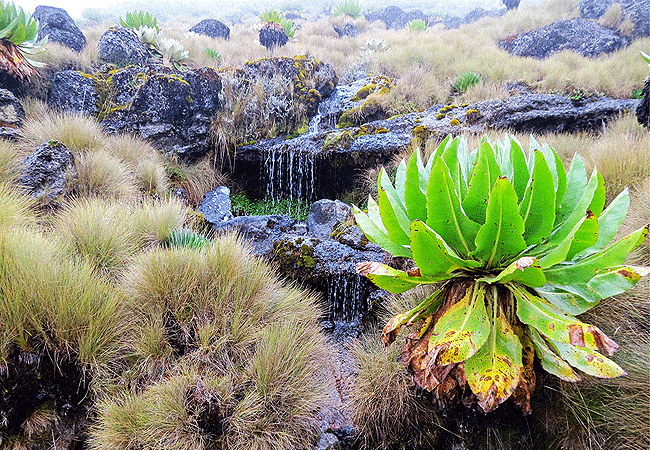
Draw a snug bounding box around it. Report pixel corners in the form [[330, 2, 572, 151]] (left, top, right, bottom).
[[19, 140, 77, 200], [101, 68, 222, 160], [307, 199, 353, 239], [365, 6, 428, 29], [580, 0, 650, 38], [259, 23, 288, 50], [189, 19, 230, 39], [333, 23, 359, 37], [97, 28, 150, 66], [47, 70, 98, 115], [197, 186, 233, 225], [33, 6, 86, 53], [500, 18, 628, 59]]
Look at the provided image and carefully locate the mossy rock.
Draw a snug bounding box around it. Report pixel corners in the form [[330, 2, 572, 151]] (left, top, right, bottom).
[[272, 237, 319, 279]]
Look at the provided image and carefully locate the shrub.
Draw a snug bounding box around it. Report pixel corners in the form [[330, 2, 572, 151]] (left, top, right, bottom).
[[354, 135, 649, 414], [332, 0, 362, 19]]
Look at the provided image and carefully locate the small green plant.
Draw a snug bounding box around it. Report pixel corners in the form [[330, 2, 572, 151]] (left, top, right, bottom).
[[167, 228, 210, 250], [231, 194, 311, 221], [354, 135, 650, 414], [332, 0, 362, 19], [260, 9, 297, 39], [406, 19, 428, 31], [204, 47, 221, 63], [452, 71, 481, 94], [0, 1, 47, 80], [157, 37, 189, 68], [360, 38, 389, 53], [119, 10, 159, 32]]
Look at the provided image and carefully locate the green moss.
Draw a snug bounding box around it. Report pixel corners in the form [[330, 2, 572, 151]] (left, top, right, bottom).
[[450, 118, 461, 126], [322, 130, 355, 151], [351, 83, 376, 102], [374, 127, 389, 134], [337, 107, 360, 128], [436, 113, 446, 120], [411, 124, 431, 141], [272, 239, 318, 278]]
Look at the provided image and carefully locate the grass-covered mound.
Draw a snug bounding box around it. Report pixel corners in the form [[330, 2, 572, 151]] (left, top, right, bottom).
[[0, 185, 331, 450]]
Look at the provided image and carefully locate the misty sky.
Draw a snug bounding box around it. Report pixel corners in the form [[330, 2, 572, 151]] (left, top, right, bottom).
[[14, 0, 114, 17]]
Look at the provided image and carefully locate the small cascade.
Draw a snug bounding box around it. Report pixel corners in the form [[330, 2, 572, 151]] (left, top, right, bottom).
[[326, 273, 371, 324], [307, 87, 341, 135], [262, 148, 316, 201]]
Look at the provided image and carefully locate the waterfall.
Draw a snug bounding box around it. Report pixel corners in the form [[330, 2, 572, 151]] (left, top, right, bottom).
[[262, 149, 316, 201], [326, 273, 370, 324]]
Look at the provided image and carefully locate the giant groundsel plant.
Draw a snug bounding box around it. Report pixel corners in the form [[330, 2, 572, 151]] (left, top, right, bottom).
[[0, 1, 47, 80], [354, 135, 650, 414]]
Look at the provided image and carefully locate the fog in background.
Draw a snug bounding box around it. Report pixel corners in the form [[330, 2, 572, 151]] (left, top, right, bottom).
[[14, 0, 546, 24]]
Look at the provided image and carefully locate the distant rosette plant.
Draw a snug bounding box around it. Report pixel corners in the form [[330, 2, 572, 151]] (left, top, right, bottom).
[[0, 1, 47, 80], [354, 135, 650, 414], [332, 0, 362, 19]]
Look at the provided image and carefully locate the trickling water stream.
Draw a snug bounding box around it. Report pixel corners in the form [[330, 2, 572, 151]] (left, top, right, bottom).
[[326, 273, 372, 325]]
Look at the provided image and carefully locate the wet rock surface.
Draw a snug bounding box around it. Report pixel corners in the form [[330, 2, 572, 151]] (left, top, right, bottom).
[[500, 18, 628, 58], [198, 186, 234, 225], [98, 27, 150, 66], [33, 5, 86, 52], [47, 70, 98, 115], [307, 199, 353, 239], [19, 140, 77, 200], [0, 88, 25, 129], [189, 19, 230, 39]]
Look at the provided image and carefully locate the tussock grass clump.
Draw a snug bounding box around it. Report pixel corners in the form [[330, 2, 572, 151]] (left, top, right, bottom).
[[0, 184, 36, 230], [91, 235, 330, 450], [167, 155, 224, 206], [131, 199, 188, 247], [76, 150, 139, 200], [0, 140, 20, 184], [20, 111, 104, 153]]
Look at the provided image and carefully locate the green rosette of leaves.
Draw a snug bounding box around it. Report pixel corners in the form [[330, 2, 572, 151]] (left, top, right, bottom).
[[354, 135, 650, 414]]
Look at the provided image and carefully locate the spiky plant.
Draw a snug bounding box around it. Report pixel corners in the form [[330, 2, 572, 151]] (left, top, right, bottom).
[[406, 19, 428, 32], [119, 11, 159, 32], [0, 1, 47, 81], [167, 228, 210, 250], [452, 71, 481, 94], [156, 37, 188, 68], [354, 135, 650, 414], [260, 9, 296, 39], [332, 0, 362, 19]]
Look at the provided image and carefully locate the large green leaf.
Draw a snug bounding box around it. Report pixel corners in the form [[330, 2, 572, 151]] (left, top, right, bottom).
[[527, 326, 581, 381], [405, 151, 428, 222], [462, 142, 501, 224], [509, 138, 530, 202], [574, 189, 630, 259], [428, 283, 491, 365], [471, 178, 527, 267], [555, 154, 587, 225], [566, 212, 599, 260], [536, 285, 597, 315], [382, 289, 443, 346], [378, 169, 411, 245], [357, 261, 453, 293], [353, 203, 411, 258], [518, 150, 556, 245], [394, 159, 407, 204], [514, 287, 618, 356], [552, 340, 626, 378], [465, 302, 523, 413], [587, 265, 650, 299], [410, 220, 480, 276], [537, 215, 588, 268], [588, 172, 606, 217], [479, 257, 545, 288], [442, 136, 468, 200], [426, 158, 480, 257], [545, 225, 649, 285]]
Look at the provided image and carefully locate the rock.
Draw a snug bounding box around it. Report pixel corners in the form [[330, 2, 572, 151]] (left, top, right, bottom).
[[636, 77, 650, 128], [333, 23, 359, 37], [259, 22, 288, 49], [47, 70, 98, 115], [101, 68, 222, 160], [19, 140, 77, 200], [579, 0, 650, 38], [33, 6, 86, 52], [365, 6, 428, 29], [214, 214, 297, 255], [189, 19, 230, 40], [502, 0, 521, 9], [98, 27, 150, 66], [313, 432, 341, 450], [197, 186, 233, 225], [336, 226, 370, 251], [0, 88, 25, 128], [444, 8, 505, 29], [500, 18, 628, 59], [307, 199, 353, 239], [109, 65, 148, 104]]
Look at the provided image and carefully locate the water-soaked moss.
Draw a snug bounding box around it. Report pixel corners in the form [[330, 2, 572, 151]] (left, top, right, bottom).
[[272, 238, 319, 278], [351, 83, 376, 102]]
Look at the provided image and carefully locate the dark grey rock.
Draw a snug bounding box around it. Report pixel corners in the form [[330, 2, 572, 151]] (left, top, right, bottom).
[[19, 140, 77, 199], [259, 24, 288, 49], [579, 0, 650, 38], [47, 70, 98, 115], [198, 186, 233, 225], [0, 88, 25, 128], [214, 214, 296, 255], [307, 200, 353, 239], [500, 18, 628, 59], [365, 6, 428, 29], [33, 6, 86, 52], [109, 65, 147, 104], [502, 0, 521, 9], [101, 68, 222, 160], [98, 28, 149, 66], [333, 23, 359, 37], [336, 225, 371, 251], [444, 8, 505, 29], [189, 19, 230, 39], [636, 78, 650, 128]]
